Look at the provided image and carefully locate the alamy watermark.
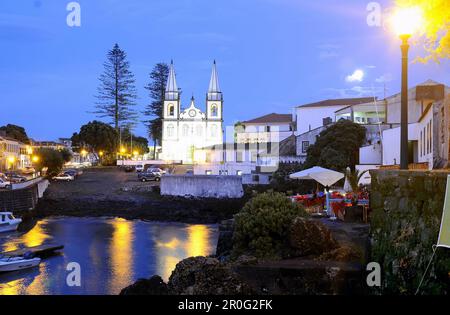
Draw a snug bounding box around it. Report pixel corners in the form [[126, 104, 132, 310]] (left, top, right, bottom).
[[66, 2, 81, 27], [66, 262, 81, 287]]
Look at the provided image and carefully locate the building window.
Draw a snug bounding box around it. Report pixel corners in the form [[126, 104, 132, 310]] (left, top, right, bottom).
[[182, 124, 189, 137], [167, 124, 174, 137], [252, 175, 260, 182], [211, 105, 218, 117], [236, 170, 242, 176], [210, 125, 218, 138], [205, 170, 212, 175], [302, 141, 310, 153], [236, 151, 243, 162], [219, 170, 228, 175], [196, 125, 203, 136], [265, 126, 271, 132], [168, 104, 174, 116]]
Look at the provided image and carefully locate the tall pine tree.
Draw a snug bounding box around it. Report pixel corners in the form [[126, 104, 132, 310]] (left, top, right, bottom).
[[95, 43, 138, 134], [144, 63, 169, 159]]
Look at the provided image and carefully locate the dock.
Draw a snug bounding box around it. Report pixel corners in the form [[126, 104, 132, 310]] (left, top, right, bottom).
[[2, 244, 64, 258]]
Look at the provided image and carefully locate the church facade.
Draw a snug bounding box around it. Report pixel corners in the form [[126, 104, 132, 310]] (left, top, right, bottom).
[[160, 61, 224, 163]]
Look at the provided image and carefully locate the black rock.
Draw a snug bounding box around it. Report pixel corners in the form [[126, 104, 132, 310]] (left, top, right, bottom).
[[119, 275, 169, 295]]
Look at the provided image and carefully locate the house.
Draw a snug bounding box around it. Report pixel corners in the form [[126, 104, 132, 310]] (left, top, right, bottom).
[[236, 113, 295, 143], [295, 97, 375, 161], [380, 80, 450, 169], [0, 133, 31, 171]]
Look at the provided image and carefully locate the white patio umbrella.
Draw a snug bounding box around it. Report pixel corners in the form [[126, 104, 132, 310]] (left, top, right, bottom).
[[289, 166, 344, 217]]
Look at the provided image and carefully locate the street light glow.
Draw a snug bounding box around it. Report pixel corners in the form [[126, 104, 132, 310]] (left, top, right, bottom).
[[32, 155, 39, 163], [7, 156, 16, 164], [391, 6, 424, 37]]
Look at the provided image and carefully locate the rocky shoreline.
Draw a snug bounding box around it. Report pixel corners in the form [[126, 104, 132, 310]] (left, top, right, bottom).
[[120, 217, 370, 295], [32, 195, 246, 224]]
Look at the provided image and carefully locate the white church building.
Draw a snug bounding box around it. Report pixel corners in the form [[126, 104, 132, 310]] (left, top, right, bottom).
[[160, 61, 224, 163]]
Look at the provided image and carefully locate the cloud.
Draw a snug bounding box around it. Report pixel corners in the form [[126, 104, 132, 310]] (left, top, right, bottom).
[[375, 73, 393, 83], [345, 69, 364, 82]]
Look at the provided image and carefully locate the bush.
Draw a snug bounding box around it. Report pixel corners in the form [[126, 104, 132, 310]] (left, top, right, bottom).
[[232, 192, 307, 259]]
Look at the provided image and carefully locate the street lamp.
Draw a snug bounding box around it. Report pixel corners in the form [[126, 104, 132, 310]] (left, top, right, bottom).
[[32, 155, 39, 163], [392, 7, 423, 169]]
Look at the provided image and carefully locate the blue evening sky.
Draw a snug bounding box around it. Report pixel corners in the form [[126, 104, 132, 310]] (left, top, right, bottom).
[[0, 0, 448, 141]]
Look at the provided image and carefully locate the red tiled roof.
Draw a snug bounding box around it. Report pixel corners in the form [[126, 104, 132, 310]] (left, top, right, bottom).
[[296, 97, 375, 108], [242, 113, 292, 124]]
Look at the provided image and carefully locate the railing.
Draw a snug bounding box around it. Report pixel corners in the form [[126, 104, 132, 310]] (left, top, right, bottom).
[[379, 162, 429, 170]]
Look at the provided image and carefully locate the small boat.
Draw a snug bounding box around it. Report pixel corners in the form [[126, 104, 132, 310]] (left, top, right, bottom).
[[0, 212, 22, 233], [0, 254, 41, 273]]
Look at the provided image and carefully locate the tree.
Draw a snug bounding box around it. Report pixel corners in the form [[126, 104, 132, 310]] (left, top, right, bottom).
[[120, 126, 149, 155], [304, 119, 366, 172], [72, 121, 118, 153], [34, 148, 65, 177], [94, 43, 138, 133], [59, 148, 73, 163], [396, 0, 449, 62], [144, 63, 169, 158], [0, 124, 30, 144]]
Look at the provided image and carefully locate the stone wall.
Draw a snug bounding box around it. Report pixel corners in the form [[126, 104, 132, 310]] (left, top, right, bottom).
[[161, 175, 244, 198], [370, 169, 450, 294]]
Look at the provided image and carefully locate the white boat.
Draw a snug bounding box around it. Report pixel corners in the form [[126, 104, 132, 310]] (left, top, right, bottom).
[[0, 255, 41, 272], [0, 212, 22, 233]]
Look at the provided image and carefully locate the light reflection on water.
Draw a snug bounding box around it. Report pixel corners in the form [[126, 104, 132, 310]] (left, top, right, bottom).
[[0, 217, 218, 295]]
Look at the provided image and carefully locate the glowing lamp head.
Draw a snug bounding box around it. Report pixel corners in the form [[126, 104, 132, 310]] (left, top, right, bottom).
[[391, 6, 423, 37], [81, 149, 88, 156], [32, 155, 39, 163], [133, 151, 138, 156], [120, 147, 126, 154], [99, 151, 104, 156], [7, 156, 16, 164]]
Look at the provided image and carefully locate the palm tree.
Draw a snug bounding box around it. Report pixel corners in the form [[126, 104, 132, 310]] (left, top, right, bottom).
[[345, 168, 369, 193]]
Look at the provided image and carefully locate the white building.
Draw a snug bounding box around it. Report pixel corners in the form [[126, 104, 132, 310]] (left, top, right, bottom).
[[236, 113, 294, 143], [380, 80, 450, 169], [295, 97, 375, 161], [160, 61, 224, 164]]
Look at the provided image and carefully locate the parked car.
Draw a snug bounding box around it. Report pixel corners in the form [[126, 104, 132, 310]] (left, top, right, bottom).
[[138, 170, 161, 182], [52, 173, 74, 182], [148, 167, 166, 175], [63, 170, 78, 178], [5, 172, 27, 183], [0, 178, 12, 189], [135, 165, 144, 172]]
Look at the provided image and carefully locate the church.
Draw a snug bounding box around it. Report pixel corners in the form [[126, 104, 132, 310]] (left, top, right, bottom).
[[160, 61, 224, 163]]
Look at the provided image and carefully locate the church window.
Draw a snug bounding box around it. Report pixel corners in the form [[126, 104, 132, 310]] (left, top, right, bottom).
[[182, 124, 189, 137], [168, 104, 174, 116], [196, 125, 203, 136], [210, 125, 218, 138], [211, 104, 218, 117], [167, 124, 174, 137]]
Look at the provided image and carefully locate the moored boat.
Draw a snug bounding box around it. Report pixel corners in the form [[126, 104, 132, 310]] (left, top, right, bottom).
[[0, 255, 41, 273], [0, 212, 22, 233]]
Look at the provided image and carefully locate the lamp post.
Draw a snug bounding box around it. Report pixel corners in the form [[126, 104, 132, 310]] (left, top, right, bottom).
[[400, 34, 410, 169], [392, 7, 423, 170]]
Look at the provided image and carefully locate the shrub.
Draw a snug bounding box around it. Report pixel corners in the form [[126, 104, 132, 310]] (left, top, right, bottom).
[[232, 192, 307, 259]]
